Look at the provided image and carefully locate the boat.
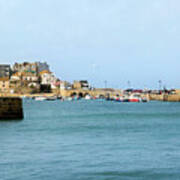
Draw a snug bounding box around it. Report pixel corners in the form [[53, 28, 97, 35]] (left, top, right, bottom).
[[106, 97, 114, 101], [93, 96, 99, 100], [114, 97, 123, 102], [46, 96, 57, 101], [115, 95, 128, 102], [67, 97, 73, 101], [141, 97, 149, 102], [128, 94, 141, 102], [34, 96, 47, 101], [84, 95, 92, 100]]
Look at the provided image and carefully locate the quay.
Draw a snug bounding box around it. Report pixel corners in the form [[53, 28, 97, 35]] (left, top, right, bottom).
[[149, 90, 180, 102], [60, 88, 122, 99], [0, 97, 23, 120], [1, 88, 180, 102]]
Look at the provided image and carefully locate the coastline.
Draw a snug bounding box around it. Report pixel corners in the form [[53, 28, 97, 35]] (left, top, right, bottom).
[[1, 91, 180, 102]]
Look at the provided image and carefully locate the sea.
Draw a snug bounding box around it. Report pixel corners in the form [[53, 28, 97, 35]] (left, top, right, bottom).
[[0, 99, 180, 180]]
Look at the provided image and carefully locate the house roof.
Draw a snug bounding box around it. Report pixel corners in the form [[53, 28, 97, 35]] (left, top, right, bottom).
[[12, 72, 21, 76], [0, 77, 9, 81], [39, 70, 51, 75], [20, 72, 37, 76]]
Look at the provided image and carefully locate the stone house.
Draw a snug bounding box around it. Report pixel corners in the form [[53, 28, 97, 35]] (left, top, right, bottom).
[[0, 77, 10, 93], [37, 62, 50, 73], [10, 72, 21, 82], [13, 62, 38, 75], [0, 65, 11, 78], [60, 81, 72, 90], [73, 80, 90, 90], [39, 70, 57, 89]]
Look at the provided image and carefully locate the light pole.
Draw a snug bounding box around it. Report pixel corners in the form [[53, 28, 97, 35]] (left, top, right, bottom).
[[158, 80, 162, 90], [104, 80, 107, 89], [127, 80, 131, 89]]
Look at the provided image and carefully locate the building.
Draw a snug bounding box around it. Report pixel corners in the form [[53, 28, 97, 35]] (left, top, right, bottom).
[[10, 72, 22, 82], [0, 77, 10, 93], [21, 72, 39, 82], [73, 80, 90, 90], [39, 70, 57, 89], [60, 81, 72, 90], [0, 65, 11, 93], [13, 62, 50, 74], [13, 62, 38, 75], [9, 72, 21, 91], [37, 62, 50, 73], [0, 65, 11, 78], [10, 71, 39, 89], [11, 62, 40, 90]]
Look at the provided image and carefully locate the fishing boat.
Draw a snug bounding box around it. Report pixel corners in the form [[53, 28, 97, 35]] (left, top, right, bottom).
[[115, 95, 129, 102], [128, 94, 141, 102]]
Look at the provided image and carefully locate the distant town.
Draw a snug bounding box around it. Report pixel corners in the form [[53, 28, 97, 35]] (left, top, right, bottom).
[[0, 61, 97, 95], [0, 62, 61, 94], [0, 61, 180, 102]]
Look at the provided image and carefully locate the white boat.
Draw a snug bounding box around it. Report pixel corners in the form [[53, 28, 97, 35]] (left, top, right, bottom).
[[67, 97, 73, 101], [84, 95, 92, 100], [35, 96, 47, 101]]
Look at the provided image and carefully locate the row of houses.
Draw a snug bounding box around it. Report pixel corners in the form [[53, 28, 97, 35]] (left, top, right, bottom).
[[0, 62, 60, 93]]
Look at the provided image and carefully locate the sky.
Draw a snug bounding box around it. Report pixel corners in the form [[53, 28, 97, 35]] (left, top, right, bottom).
[[0, 0, 180, 89]]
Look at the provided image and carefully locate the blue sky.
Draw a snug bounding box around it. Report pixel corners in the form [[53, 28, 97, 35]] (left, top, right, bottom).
[[0, 0, 180, 89]]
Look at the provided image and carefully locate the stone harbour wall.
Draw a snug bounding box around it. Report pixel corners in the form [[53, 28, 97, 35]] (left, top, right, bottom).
[[149, 93, 180, 102], [163, 94, 180, 102], [0, 97, 23, 120]]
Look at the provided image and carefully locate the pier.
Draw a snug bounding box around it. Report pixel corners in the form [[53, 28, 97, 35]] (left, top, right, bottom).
[[0, 97, 23, 120], [60, 88, 122, 98]]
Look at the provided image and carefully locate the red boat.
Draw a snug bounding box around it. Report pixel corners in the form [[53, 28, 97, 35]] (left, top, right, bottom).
[[128, 94, 141, 102], [128, 98, 140, 102]]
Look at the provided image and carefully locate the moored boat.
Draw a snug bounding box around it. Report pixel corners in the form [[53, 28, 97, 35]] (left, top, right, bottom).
[[46, 96, 57, 101], [67, 97, 73, 101], [141, 97, 149, 102], [85, 95, 92, 100], [114, 97, 123, 102], [35, 96, 47, 101], [128, 94, 141, 102]]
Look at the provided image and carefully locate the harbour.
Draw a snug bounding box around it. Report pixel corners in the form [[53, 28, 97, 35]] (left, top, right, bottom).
[[0, 1, 180, 179], [1, 100, 180, 180]]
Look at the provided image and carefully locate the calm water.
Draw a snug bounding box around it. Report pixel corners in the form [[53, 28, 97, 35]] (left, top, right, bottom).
[[1, 100, 180, 180]]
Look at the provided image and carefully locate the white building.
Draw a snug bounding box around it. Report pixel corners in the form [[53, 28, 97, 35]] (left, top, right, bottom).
[[10, 72, 21, 82], [40, 70, 57, 89]]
